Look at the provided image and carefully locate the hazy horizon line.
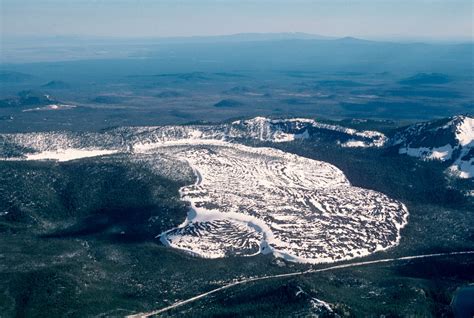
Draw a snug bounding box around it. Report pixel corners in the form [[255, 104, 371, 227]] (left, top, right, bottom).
[[2, 32, 472, 44]]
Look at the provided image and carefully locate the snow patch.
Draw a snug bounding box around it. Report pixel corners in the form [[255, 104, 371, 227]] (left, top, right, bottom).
[[455, 116, 474, 146], [427, 144, 453, 161], [449, 158, 474, 179], [399, 145, 453, 161], [25, 149, 118, 162], [341, 139, 370, 148], [22, 104, 76, 112]]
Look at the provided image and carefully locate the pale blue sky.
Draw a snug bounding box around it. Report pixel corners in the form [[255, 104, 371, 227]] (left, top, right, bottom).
[[1, 0, 473, 40]]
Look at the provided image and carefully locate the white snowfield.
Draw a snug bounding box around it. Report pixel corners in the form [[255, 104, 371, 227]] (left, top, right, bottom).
[[395, 115, 474, 179], [450, 116, 474, 178], [455, 116, 474, 146], [139, 140, 408, 264], [25, 149, 118, 161], [0, 117, 408, 263], [22, 104, 77, 112]]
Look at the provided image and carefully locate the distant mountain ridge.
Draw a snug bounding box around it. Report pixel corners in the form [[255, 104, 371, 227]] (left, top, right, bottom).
[[150, 32, 338, 43], [398, 73, 451, 85], [3, 33, 472, 69], [42, 80, 71, 89]]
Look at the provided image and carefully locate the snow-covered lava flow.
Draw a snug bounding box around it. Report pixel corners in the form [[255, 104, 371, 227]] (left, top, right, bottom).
[[141, 140, 408, 264]]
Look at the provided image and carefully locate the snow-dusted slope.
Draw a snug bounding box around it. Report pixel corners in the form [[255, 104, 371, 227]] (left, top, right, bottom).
[[0, 131, 124, 159], [393, 115, 474, 178], [0, 116, 387, 160], [230, 117, 387, 147]]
